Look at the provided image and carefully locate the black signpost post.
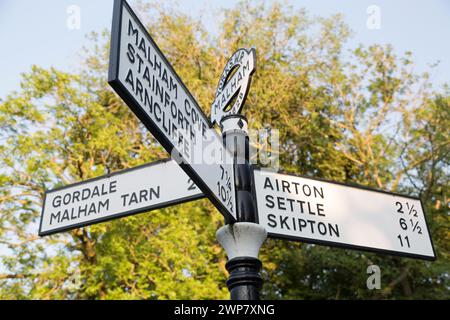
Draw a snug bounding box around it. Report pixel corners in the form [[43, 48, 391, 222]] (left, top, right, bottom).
[[212, 46, 263, 300], [219, 115, 264, 300]]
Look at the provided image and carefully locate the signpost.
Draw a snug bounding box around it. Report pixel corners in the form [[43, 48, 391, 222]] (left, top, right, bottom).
[[253, 169, 436, 260], [108, 0, 236, 221], [39, 159, 203, 236], [37, 0, 436, 302]]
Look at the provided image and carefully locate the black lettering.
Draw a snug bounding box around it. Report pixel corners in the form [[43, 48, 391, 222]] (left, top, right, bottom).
[[171, 101, 178, 118], [313, 186, 324, 199], [307, 220, 315, 233], [136, 78, 143, 102], [329, 223, 340, 237], [79, 204, 88, 217], [121, 194, 129, 207], [302, 184, 311, 196], [317, 203, 325, 216], [144, 88, 152, 108], [128, 20, 139, 45], [70, 207, 78, 220], [150, 186, 160, 199], [318, 222, 327, 235], [267, 214, 277, 228], [307, 202, 316, 215], [127, 43, 135, 63], [125, 69, 134, 91], [265, 195, 274, 209], [286, 198, 295, 211], [72, 191, 80, 203], [61, 209, 70, 222], [164, 92, 171, 108], [155, 78, 164, 103], [92, 186, 100, 198], [52, 195, 62, 208], [292, 182, 300, 194], [162, 69, 168, 87], [98, 199, 109, 212], [170, 77, 178, 99], [88, 202, 97, 215], [129, 192, 138, 205], [281, 180, 290, 193], [277, 196, 286, 210], [138, 37, 146, 55], [298, 218, 307, 231], [154, 102, 162, 121], [184, 99, 191, 116], [263, 177, 274, 190], [296, 200, 305, 213], [136, 53, 144, 73], [143, 66, 151, 87], [110, 181, 117, 194], [139, 189, 148, 202], [63, 193, 71, 205], [153, 55, 162, 76], [280, 215, 290, 230], [50, 212, 60, 225]]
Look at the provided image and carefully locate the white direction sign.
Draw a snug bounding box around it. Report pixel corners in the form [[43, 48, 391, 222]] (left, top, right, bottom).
[[108, 0, 236, 221], [39, 160, 204, 236], [253, 169, 435, 260]]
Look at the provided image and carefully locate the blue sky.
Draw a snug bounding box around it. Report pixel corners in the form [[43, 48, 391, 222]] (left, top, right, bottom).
[[0, 0, 449, 99]]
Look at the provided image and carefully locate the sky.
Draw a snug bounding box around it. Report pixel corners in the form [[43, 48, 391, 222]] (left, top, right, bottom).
[[0, 0, 449, 98]]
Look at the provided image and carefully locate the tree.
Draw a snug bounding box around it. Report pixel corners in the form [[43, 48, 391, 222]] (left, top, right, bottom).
[[0, 1, 448, 299]]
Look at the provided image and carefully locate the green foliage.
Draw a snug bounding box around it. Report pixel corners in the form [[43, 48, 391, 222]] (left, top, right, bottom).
[[0, 0, 448, 299]]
